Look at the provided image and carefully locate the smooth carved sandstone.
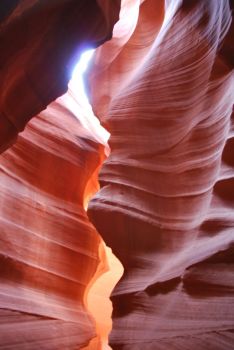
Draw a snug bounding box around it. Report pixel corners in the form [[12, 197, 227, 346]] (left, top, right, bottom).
[[0, 0, 233, 349], [88, 0, 234, 348], [0, 91, 109, 349], [0, 1, 122, 348]]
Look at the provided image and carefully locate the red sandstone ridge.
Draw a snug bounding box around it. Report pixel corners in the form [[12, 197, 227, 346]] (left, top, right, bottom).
[[0, 1, 122, 348], [0, 90, 110, 349], [87, 0, 234, 349]]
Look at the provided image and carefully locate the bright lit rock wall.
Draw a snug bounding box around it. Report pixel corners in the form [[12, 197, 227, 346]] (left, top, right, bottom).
[[88, 0, 234, 348]]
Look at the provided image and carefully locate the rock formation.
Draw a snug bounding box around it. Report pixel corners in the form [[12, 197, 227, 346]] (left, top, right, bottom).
[[87, 0, 234, 348], [0, 0, 234, 349], [0, 2, 120, 347], [0, 89, 111, 349]]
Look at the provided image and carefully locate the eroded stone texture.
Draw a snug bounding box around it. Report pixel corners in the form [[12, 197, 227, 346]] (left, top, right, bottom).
[[0, 0, 234, 349], [0, 91, 108, 349], [88, 0, 234, 348], [0, 2, 123, 348]]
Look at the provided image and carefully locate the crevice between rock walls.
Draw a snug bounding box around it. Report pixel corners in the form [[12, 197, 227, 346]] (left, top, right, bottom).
[[0, 88, 124, 350]]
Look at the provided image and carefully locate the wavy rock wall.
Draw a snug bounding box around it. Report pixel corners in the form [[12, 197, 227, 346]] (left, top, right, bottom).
[[0, 91, 109, 349], [0, 0, 234, 349], [0, 2, 121, 348], [88, 0, 234, 349]]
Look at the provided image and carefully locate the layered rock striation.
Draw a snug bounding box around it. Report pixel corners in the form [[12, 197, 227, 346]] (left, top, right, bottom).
[[88, 0, 234, 348], [0, 91, 108, 349], [0, 2, 121, 347], [0, 0, 234, 349]]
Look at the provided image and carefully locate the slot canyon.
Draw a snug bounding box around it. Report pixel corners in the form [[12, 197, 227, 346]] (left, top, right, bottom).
[[0, 1, 233, 349]]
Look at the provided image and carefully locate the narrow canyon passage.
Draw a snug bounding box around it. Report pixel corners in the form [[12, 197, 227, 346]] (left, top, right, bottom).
[[0, 0, 233, 349], [70, 49, 124, 350], [0, 44, 124, 349]]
